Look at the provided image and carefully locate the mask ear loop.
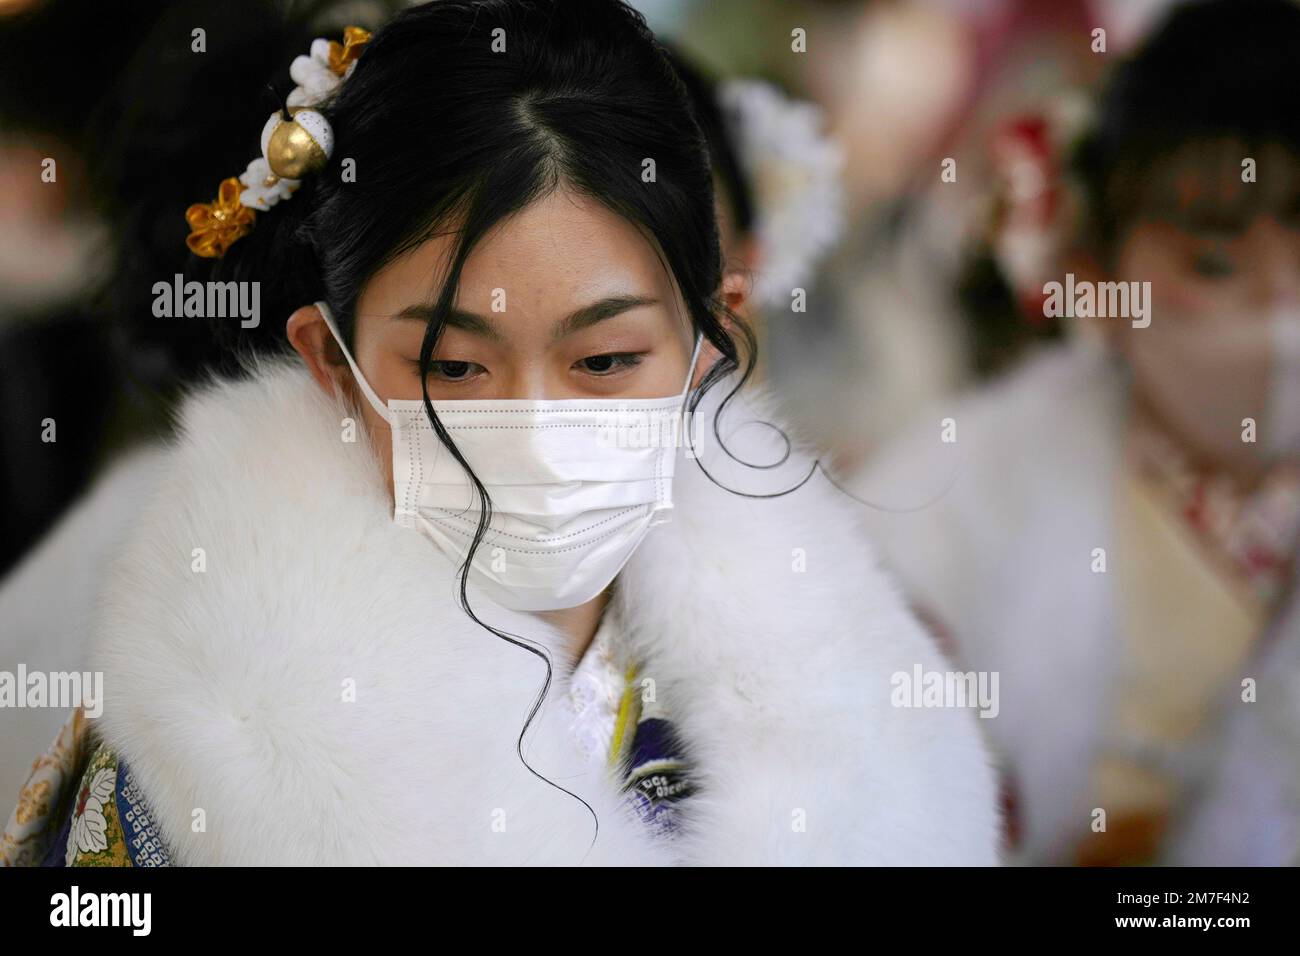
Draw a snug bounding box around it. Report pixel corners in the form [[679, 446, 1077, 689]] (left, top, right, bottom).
[[314, 301, 393, 425], [680, 332, 705, 400], [650, 331, 707, 505], [681, 329, 706, 431], [667, 332, 706, 466]]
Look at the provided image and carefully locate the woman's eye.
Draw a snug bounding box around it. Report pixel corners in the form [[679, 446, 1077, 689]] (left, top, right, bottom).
[[576, 353, 643, 375], [427, 360, 483, 380], [1192, 249, 1236, 279]]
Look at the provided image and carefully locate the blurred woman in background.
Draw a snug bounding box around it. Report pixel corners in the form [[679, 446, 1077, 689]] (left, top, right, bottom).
[[855, 0, 1300, 865]]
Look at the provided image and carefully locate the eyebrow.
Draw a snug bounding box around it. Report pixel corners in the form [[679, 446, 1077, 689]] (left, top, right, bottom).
[[393, 294, 659, 344]]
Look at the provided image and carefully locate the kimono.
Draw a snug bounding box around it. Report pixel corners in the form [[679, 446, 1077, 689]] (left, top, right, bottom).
[[853, 341, 1300, 865], [2, 359, 999, 866], [4, 709, 170, 867]]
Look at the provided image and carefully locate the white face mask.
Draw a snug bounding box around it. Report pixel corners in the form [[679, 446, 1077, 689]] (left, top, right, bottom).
[[1126, 306, 1300, 466], [316, 301, 704, 611]]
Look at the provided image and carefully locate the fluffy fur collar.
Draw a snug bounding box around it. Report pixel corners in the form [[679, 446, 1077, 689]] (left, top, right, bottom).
[[89, 359, 999, 865]]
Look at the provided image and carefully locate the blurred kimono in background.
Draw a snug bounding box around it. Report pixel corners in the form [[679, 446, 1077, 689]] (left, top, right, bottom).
[[855, 341, 1300, 864], [851, 0, 1300, 866]]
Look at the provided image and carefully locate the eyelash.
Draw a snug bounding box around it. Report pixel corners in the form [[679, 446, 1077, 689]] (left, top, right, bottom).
[[420, 359, 483, 382], [575, 353, 645, 375], [409, 353, 645, 381]]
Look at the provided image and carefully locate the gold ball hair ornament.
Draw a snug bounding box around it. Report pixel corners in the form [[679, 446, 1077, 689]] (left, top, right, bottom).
[[263, 107, 333, 180], [184, 25, 371, 259]]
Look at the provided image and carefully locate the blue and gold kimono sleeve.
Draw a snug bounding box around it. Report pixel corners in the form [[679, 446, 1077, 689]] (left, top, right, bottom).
[[2, 707, 172, 867]]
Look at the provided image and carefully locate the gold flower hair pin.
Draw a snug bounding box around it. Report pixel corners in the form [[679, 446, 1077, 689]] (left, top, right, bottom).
[[185, 25, 371, 258]]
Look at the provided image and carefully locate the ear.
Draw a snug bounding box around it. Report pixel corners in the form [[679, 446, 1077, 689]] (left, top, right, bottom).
[[721, 267, 751, 316], [286, 304, 348, 396], [689, 270, 753, 390]]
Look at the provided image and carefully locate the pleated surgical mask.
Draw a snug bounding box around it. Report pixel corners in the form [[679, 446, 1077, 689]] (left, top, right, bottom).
[[316, 301, 703, 610]]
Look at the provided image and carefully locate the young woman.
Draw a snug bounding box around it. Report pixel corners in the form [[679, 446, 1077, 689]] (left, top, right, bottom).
[[855, 0, 1300, 865], [3, 0, 998, 866]]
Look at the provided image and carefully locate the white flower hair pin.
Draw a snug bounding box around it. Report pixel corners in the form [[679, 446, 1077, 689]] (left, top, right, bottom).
[[718, 79, 846, 309], [185, 26, 371, 258]]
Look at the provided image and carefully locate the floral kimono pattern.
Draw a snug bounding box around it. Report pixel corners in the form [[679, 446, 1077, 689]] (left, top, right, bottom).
[[2, 708, 171, 867]]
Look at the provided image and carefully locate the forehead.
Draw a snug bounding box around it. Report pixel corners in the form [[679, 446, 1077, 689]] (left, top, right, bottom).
[[361, 188, 679, 321]]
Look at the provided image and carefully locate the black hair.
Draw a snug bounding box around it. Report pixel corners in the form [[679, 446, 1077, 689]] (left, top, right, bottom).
[[208, 0, 749, 375], [176, 0, 757, 854], [959, 0, 1300, 375], [660, 43, 756, 244], [1074, 0, 1300, 259], [86, 0, 402, 390]]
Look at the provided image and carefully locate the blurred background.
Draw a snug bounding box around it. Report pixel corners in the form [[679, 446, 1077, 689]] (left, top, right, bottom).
[[0, 0, 1176, 574], [3, 0, 1298, 866]]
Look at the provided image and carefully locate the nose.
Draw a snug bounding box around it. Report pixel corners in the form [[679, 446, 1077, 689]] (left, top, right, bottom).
[[492, 362, 559, 401]]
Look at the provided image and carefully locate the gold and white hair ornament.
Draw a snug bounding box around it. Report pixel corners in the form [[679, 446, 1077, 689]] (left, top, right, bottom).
[[185, 25, 371, 258]]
